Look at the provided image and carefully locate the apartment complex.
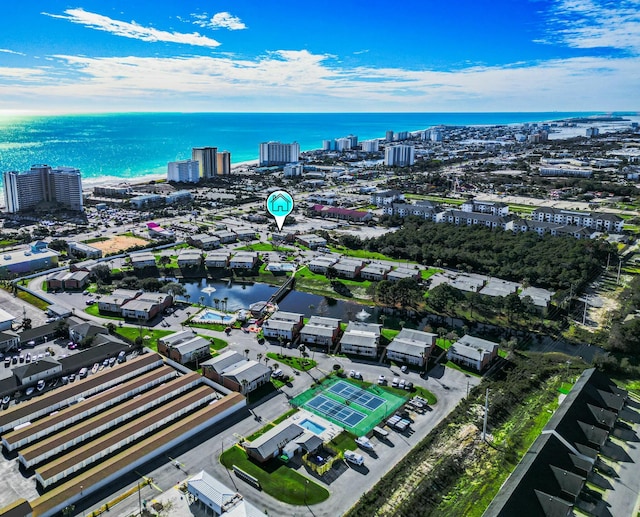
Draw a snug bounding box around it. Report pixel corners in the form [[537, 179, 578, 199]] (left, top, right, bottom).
[[191, 147, 217, 179], [216, 151, 231, 175], [3, 165, 83, 213], [167, 159, 200, 183], [259, 141, 300, 166], [384, 144, 415, 166]]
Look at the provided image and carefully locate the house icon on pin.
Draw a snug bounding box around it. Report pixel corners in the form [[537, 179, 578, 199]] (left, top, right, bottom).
[[269, 193, 292, 214]]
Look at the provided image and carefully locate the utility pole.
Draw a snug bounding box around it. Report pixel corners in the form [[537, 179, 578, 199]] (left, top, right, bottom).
[[138, 481, 142, 516], [582, 295, 588, 325], [482, 388, 489, 442], [617, 259, 622, 285]]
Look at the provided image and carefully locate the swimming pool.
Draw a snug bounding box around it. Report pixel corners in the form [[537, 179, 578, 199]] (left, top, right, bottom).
[[192, 309, 236, 325], [298, 418, 326, 435]]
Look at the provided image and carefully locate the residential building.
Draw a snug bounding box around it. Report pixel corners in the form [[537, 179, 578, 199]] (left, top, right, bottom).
[[485, 369, 628, 517], [0, 330, 19, 353], [284, 163, 303, 177], [129, 252, 157, 269], [166, 190, 193, 205], [214, 231, 237, 244], [385, 328, 436, 367], [216, 151, 231, 175], [360, 263, 391, 281], [384, 144, 414, 166], [93, 184, 132, 198], [229, 252, 258, 269], [333, 258, 366, 279], [120, 293, 172, 322], [177, 249, 202, 268], [165, 336, 210, 365], [205, 251, 231, 268], [234, 229, 257, 241], [262, 311, 304, 341], [130, 194, 164, 209], [311, 204, 372, 222], [387, 267, 421, 282], [67, 241, 102, 259], [192, 147, 217, 179], [97, 289, 141, 314], [0, 242, 59, 279], [201, 350, 271, 394], [46, 270, 91, 291], [370, 190, 404, 207], [3, 165, 83, 213], [187, 234, 221, 250], [360, 139, 379, 152], [447, 335, 499, 371], [14, 357, 62, 385], [307, 255, 337, 274], [339, 321, 381, 357], [531, 208, 623, 233], [187, 470, 262, 517], [296, 234, 327, 249], [461, 199, 509, 216], [244, 422, 305, 463], [69, 322, 108, 343], [259, 141, 300, 166], [539, 167, 592, 178], [299, 316, 342, 349], [167, 159, 200, 183]]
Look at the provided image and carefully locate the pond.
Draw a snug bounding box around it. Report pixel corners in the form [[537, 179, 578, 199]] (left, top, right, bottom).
[[178, 279, 379, 323]]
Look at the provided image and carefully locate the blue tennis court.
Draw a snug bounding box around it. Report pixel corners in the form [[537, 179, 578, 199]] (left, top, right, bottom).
[[327, 381, 386, 411], [306, 394, 367, 427]]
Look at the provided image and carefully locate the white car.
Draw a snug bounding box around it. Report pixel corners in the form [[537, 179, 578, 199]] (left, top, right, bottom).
[[355, 436, 375, 450], [391, 377, 399, 387], [344, 451, 365, 466], [377, 375, 386, 385]]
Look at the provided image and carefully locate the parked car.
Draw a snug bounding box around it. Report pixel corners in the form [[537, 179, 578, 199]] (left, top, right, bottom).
[[405, 381, 414, 391], [355, 436, 375, 450], [36, 380, 46, 391], [349, 369, 356, 378], [68, 343, 78, 350], [391, 377, 399, 387], [61, 376, 69, 385], [25, 387, 35, 396], [398, 379, 406, 389], [377, 375, 386, 385], [117, 351, 126, 363], [271, 369, 283, 379], [401, 365, 408, 373], [344, 451, 365, 466]]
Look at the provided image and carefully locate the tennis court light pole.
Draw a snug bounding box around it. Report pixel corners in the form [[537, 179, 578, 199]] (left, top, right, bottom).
[[482, 388, 489, 442]]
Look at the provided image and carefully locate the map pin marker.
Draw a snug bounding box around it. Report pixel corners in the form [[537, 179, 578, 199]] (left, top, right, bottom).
[[266, 190, 294, 232]]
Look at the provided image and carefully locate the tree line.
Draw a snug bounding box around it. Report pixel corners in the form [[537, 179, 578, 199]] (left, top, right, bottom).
[[339, 218, 614, 290]]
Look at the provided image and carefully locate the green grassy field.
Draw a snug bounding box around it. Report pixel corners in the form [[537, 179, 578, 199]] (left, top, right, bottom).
[[113, 327, 173, 352], [219, 445, 329, 505]]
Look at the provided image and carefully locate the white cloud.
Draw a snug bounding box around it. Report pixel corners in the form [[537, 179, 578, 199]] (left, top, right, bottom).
[[42, 8, 221, 48], [0, 49, 637, 112], [0, 49, 25, 55], [544, 0, 640, 53], [192, 11, 247, 30]]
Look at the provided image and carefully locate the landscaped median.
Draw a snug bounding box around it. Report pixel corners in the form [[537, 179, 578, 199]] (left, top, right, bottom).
[[220, 445, 329, 505]]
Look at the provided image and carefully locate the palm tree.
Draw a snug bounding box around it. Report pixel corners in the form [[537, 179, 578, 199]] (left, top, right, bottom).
[[264, 356, 270, 368], [214, 298, 220, 309], [257, 353, 263, 363], [199, 296, 205, 307], [223, 297, 228, 312], [244, 348, 250, 358]]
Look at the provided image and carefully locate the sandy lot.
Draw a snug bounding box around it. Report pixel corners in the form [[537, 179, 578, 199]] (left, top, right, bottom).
[[91, 235, 150, 254]]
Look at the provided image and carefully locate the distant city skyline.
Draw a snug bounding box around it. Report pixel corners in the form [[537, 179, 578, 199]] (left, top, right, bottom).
[[0, 0, 638, 114]]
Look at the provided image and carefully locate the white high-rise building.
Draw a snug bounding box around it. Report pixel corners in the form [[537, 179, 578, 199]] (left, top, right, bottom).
[[192, 147, 217, 178], [322, 139, 334, 151], [361, 139, 379, 152], [335, 138, 352, 152], [283, 163, 303, 177], [167, 160, 200, 183], [217, 151, 231, 175], [430, 129, 443, 142], [3, 165, 83, 213], [259, 141, 300, 166], [384, 145, 415, 167]]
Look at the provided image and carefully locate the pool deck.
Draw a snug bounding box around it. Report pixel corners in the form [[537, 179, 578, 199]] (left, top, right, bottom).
[[192, 308, 237, 325], [288, 410, 342, 442]]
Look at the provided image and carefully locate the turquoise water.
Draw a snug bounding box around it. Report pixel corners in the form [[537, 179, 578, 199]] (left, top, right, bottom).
[[298, 418, 326, 435], [0, 111, 602, 189]]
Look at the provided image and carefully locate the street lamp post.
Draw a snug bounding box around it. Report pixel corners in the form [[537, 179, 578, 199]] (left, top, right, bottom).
[[304, 479, 309, 505]]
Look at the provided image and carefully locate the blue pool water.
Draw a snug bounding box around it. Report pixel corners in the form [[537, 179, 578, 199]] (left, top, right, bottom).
[[195, 310, 235, 324], [299, 419, 326, 435]]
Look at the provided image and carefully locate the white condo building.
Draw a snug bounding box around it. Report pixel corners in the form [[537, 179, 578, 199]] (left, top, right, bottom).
[[384, 145, 415, 167], [3, 165, 83, 213], [361, 139, 379, 152], [167, 160, 200, 183], [191, 147, 217, 178], [259, 141, 300, 166]]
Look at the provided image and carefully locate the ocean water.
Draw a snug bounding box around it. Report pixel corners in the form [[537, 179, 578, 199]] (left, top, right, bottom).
[[0, 111, 602, 190]]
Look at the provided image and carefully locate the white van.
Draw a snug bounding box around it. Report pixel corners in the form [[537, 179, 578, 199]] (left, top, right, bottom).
[[78, 367, 88, 379], [372, 426, 389, 438], [344, 451, 365, 466]]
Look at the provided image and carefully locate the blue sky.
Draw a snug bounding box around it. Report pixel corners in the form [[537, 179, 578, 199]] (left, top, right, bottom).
[[0, 0, 638, 113]]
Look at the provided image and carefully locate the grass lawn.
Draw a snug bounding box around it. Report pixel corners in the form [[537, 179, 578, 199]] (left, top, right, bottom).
[[113, 327, 173, 352], [15, 290, 49, 311], [84, 304, 123, 320], [444, 360, 482, 378], [421, 268, 441, 280], [295, 266, 372, 298], [209, 337, 228, 350], [220, 445, 329, 505], [329, 245, 398, 262], [246, 409, 299, 441], [237, 242, 294, 252], [266, 352, 316, 371], [327, 431, 358, 452], [413, 385, 438, 404]]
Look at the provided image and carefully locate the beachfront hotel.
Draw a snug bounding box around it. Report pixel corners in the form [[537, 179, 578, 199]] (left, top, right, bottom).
[[217, 150, 231, 175], [259, 141, 300, 166], [3, 165, 83, 213], [384, 144, 415, 167], [167, 159, 200, 183], [191, 146, 217, 179]]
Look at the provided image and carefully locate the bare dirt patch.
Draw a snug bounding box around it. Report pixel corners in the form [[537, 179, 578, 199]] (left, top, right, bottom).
[[90, 235, 150, 254]]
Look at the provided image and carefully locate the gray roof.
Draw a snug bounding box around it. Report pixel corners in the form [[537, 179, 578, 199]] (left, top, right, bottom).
[[13, 357, 61, 379], [224, 361, 271, 384], [269, 311, 303, 323], [172, 336, 209, 354], [345, 321, 381, 336], [307, 316, 341, 328], [245, 423, 304, 460], [188, 470, 237, 511], [340, 332, 378, 348], [386, 328, 436, 356], [201, 350, 246, 373]]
